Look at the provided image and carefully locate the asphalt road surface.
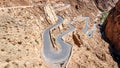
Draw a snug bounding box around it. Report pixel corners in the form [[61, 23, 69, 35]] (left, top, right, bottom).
[[42, 16, 75, 63]]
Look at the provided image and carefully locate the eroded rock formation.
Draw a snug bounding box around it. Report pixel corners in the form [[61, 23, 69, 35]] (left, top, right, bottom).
[[94, 0, 118, 11]]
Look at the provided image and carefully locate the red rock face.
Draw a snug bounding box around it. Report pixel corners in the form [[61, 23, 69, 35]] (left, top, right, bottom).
[[104, 0, 120, 56]]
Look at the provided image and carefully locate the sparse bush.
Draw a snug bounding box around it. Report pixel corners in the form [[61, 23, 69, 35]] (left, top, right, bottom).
[[101, 12, 109, 23]]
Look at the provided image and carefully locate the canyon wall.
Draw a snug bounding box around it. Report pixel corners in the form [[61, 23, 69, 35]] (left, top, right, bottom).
[[104, 0, 120, 56]]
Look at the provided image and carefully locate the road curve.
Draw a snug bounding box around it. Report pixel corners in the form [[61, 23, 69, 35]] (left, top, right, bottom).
[[87, 23, 97, 38], [82, 17, 89, 33], [42, 16, 75, 63]]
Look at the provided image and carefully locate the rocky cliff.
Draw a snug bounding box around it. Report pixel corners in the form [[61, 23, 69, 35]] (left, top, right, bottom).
[[103, 0, 120, 59]]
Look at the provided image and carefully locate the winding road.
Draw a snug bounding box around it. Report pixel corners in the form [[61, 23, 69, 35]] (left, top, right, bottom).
[[81, 17, 97, 37], [42, 15, 95, 65], [87, 23, 97, 38], [42, 16, 75, 63], [82, 17, 89, 33]]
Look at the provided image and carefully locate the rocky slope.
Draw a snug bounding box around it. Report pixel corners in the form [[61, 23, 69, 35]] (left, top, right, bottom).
[[0, 0, 119, 68], [94, 0, 118, 11]]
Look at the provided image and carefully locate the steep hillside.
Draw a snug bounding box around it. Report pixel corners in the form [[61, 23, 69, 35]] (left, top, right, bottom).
[[0, 0, 119, 68]]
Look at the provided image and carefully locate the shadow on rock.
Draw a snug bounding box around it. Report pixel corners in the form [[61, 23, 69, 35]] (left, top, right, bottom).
[[99, 19, 120, 68]]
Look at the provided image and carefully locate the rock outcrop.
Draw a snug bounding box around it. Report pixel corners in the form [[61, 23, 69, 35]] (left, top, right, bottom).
[[104, 0, 120, 56], [94, 0, 118, 11], [44, 3, 58, 24]]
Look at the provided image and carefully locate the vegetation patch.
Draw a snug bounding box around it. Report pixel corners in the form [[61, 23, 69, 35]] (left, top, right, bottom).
[[101, 12, 109, 23]]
